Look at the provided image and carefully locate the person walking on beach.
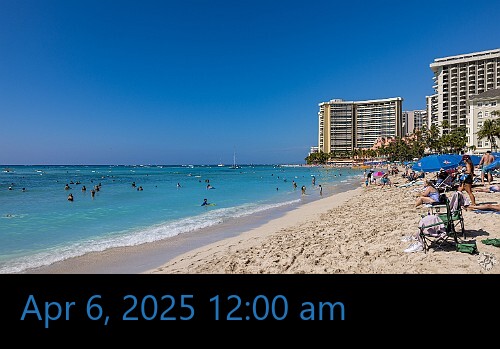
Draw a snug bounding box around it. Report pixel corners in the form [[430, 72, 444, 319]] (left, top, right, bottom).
[[479, 150, 495, 185], [366, 170, 373, 185], [319, 184, 322, 196], [458, 154, 476, 206]]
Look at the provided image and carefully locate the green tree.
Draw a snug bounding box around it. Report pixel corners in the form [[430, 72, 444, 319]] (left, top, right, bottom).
[[477, 119, 499, 151]]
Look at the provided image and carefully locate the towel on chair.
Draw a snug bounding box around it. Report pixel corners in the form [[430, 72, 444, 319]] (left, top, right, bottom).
[[419, 214, 446, 236]]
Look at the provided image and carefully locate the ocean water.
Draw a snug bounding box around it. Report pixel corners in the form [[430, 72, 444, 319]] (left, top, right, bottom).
[[0, 164, 363, 273]]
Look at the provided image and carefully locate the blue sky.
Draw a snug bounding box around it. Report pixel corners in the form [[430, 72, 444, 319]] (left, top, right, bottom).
[[1, 0, 499, 165]]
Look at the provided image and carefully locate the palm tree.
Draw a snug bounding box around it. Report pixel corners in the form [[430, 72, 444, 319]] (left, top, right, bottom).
[[477, 119, 499, 151]]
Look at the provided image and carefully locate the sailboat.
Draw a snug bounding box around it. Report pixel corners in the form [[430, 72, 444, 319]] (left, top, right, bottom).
[[230, 151, 240, 169]]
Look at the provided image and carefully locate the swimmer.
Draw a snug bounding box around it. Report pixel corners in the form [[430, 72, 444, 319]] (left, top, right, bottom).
[[201, 198, 209, 206], [67, 193, 74, 201]]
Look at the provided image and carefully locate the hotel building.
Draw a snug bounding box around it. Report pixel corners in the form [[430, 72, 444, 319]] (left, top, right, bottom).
[[427, 48, 500, 136], [403, 110, 427, 136], [317, 97, 403, 154], [467, 88, 500, 152]]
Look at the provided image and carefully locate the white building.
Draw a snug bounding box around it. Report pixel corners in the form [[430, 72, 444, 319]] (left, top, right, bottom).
[[428, 48, 500, 132], [403, 110, 427, 136], [467, 88, 500, 153]]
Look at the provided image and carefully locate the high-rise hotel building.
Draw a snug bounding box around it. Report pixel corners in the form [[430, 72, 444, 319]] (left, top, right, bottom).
[[403, 110, 427, 136], [317, 97, 403, 154], [427, 48, 500, 131]]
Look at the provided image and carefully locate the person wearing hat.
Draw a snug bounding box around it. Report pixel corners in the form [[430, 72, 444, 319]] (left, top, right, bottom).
[[458, 154, 476, 206], [479, 150, 495, 186]]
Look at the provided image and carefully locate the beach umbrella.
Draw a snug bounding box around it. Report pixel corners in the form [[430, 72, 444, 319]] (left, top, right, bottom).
[[412, 154, 462, 173], [461, 154, 481, 166], [373, 171, 385, 177], [484, 158, 500, 172]]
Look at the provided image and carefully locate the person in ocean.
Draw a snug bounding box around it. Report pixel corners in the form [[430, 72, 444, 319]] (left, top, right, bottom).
[[67, 193, 74, 201], [201, 198, 210, 206]]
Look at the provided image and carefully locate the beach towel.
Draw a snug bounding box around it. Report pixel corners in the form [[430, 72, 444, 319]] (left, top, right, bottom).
[[449, 191, 465, 210], [481, 239, 500, 247], [418, 214, 446, 236], [474, 209, 500, 214]]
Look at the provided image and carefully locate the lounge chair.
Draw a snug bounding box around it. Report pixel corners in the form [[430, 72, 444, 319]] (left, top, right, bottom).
[[418, 191, 465, 253]]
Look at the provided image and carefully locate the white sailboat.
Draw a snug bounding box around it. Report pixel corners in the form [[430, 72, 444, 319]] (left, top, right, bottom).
[[231, 151, 240, 169]]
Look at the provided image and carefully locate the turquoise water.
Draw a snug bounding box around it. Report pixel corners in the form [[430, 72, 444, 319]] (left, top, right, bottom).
[[0, 164, 363, 273]]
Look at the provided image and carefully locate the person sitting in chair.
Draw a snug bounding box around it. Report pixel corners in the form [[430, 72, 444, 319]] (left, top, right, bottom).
[[415, 180, 440, 208]]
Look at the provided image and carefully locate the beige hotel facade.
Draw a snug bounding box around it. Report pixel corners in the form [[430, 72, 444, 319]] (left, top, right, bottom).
[[317, 97, 403, 154]]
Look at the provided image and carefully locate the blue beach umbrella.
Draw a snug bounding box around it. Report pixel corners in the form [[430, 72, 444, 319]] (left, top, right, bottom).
[[463, 154, 481, 166], [412, 154, 462, 173]]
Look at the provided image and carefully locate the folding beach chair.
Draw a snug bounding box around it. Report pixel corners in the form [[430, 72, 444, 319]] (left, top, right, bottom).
[[418, 191, 465, 253], [435, 174, 457, 193]]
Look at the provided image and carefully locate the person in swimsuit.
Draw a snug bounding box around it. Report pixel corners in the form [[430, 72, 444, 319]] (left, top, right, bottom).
[[467, 203, 500, 212], [479, 150, 495, 185], [415, 180, 440, 208], [473, 185, 500, 193], [458, 154, 476, 206]]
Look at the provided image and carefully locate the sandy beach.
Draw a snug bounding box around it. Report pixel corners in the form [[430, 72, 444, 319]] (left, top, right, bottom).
[[147, 176, 500, 274]]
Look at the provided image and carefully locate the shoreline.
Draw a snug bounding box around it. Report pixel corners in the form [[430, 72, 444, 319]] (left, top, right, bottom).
[[24, 181, 361, 274], [23, 174, 500, 275]]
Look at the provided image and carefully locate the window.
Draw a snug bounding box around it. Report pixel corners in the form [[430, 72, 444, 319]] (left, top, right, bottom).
[[478, 102, 483, 107], [478, 112, 483, 118], [492, 101, 497, 106], [478, 141, 483, 147], [485, 111, 489, 117]]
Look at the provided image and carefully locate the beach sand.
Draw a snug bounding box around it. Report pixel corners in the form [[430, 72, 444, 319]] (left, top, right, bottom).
[[147, 178, 500, 274]]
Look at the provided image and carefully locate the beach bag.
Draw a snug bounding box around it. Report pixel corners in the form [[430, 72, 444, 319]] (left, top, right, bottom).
[[438, 193, 447, 204], [456, 242, 478, 254]]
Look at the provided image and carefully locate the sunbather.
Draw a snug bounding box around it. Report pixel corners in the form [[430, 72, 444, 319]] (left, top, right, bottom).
[[473, 185, 500, 193], [415, 180, 440, 208], [467, 203, 500, 212]]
